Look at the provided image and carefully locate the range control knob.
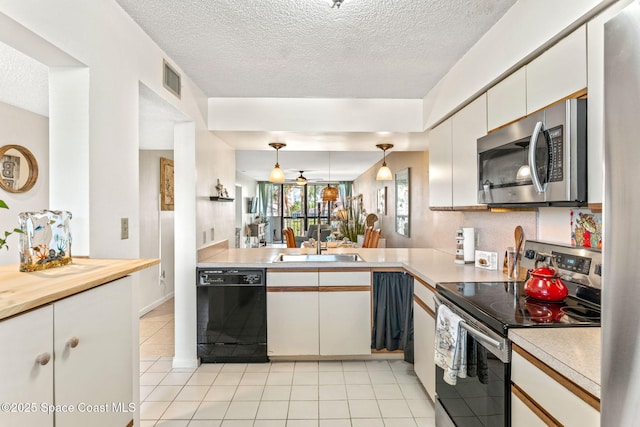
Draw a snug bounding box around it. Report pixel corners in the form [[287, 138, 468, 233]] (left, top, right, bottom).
[[524, 250, 536, 260], [594, 264, 602, 276]]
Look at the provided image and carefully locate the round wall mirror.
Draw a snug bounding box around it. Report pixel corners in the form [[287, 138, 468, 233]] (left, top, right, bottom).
[[0, 145, 38, 193]]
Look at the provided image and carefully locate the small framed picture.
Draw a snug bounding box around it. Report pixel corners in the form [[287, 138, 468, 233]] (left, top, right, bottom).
[[377, 186, 387, 215]]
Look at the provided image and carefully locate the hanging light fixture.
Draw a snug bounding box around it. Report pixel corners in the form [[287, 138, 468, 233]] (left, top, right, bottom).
[[322, 152, 338, 202], [375, 143, 394, 181], [268, 142, 286, 183], [296, 170, 308, 186]]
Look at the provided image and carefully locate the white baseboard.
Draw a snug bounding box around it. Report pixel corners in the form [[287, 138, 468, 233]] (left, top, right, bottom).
[[139, 292, 174, 317]]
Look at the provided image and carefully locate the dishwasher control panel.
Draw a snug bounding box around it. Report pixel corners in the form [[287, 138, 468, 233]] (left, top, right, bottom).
[[198, 269, 265, 286]]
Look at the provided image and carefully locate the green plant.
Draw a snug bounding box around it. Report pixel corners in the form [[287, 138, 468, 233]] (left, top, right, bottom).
[[0, 200, 22, 251], [339, 202, 366, 242]]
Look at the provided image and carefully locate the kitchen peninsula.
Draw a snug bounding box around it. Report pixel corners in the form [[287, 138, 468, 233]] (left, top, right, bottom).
[[198, 247, 601, 404], [0, 258, 158, 427]]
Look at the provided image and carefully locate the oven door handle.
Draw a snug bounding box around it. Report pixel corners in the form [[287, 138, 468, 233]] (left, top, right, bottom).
[[433, 294, 508, 359], [460, 322, 503, 351]]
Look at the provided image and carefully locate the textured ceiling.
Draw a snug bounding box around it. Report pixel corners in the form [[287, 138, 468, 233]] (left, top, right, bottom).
[[115, 0, 517, 99], [0, 41, 48, 117]]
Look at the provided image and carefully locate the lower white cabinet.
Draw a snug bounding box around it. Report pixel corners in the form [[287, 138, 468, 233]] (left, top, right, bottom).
[[511, 345, 599, 427], [0, 277, 134, 427], [412, 278, 436, 400], [267, 270, 371, 357], [0, 305, 54, 427]]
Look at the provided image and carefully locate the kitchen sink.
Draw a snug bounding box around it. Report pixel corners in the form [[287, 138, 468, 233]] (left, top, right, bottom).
[[273, 253, 364, 263]]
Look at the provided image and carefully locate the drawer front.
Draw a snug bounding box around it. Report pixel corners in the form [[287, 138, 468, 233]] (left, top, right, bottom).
[[413, 276, 436, 312], [319, 271, 370, 287], [267, 271, 318, 287]]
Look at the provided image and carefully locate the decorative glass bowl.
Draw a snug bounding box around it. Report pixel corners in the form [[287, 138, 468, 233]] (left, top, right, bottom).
[[18, 210, 72, 272]]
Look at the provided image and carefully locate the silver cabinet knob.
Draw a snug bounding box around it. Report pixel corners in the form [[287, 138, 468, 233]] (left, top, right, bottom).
[[36, 352, 51, 365]]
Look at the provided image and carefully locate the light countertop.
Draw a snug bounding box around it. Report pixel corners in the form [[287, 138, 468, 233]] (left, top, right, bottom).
[[0, 257, 159, 320], [509, 327, 601, 399], [200, 247, 601, 398]]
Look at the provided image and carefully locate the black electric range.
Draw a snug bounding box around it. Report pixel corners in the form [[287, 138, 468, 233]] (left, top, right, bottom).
[[436, 280, 601, 337]]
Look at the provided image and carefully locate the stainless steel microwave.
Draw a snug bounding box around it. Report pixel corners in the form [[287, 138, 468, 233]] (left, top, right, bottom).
[[477, 99, 587, 207]]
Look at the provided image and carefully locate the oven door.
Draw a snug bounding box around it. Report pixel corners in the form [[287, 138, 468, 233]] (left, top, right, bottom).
[[434, 295, 511, 427]]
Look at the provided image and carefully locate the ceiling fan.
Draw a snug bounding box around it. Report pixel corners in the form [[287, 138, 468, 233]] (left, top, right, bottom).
[[284, 170, 322, 185]]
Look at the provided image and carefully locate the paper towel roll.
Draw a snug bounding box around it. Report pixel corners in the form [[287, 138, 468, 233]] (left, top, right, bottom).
[[463, 227, 475, 263]]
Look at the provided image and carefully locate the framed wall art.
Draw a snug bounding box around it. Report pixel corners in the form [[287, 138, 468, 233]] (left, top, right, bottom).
[[160, 157, 174, 211]]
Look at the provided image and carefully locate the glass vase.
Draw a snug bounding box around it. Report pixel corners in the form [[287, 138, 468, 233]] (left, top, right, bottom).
[[18, 210, 72, 272]]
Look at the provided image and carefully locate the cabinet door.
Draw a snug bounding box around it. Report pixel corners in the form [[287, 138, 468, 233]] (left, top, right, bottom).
[[451, 94, 487, 207], [413, 300, 436, 400], [526, 25, 587, 114], [318, 271, 371, 356], [54, 277, 133, 427], [511, 387, 556, 427], [0, 306, 54, 427], [487, 67, 526, 131], [267, 292, 319, 356], [267, 271, 319, 356], [587, 0, 634, 203], [428, 118, 453, 207]]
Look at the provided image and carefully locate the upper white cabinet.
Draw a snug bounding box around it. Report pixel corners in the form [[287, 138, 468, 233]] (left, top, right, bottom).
[[526, 25, 587, 114], [487, 67, 526, 132], [586, 0, 634, 203], [429, 94, 487, 208], [451, 94, 487, 207], [428, 118, 453, 207]]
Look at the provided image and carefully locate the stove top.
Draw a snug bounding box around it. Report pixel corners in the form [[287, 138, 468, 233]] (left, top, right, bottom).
[[436, 281, 601, 335]]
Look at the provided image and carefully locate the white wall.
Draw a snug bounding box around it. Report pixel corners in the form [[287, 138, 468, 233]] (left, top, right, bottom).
[[0, 0, 236, 369], [0, 101, 49, 266], [236, 171, 258, 248], [138, 150, 175, 314]]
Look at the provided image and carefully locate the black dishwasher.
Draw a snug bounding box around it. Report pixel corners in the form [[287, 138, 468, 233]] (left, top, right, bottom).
[[196, 268, 268, 363]]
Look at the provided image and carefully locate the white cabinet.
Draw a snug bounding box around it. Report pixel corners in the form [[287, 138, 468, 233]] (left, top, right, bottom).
[[511, 345, 599, 427], [428, 118, 453, 207], [511, 385, 553, 427], [587, 0, 634, 203], [319, 271, 371, 356], [412, 277, 436, 400], [0, 277, 134, 427], [487, 67, 526, 131], [267, 269, 372, 357], [267, 271, 319, 356], [54, 276, 133, 427], [526, 25, 587, 114], [451, 94, 487, 207], [429, 94, 487, 208], [0, 306, 54, 427]]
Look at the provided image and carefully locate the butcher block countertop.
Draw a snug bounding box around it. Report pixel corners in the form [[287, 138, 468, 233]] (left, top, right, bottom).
[[0, 258, 159, 321]]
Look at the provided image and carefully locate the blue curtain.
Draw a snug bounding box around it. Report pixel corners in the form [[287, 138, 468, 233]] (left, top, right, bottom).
[[371, 272, 414, 363]]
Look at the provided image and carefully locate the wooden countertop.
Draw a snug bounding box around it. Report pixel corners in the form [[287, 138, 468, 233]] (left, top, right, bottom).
[[0, 258, 159, 321]]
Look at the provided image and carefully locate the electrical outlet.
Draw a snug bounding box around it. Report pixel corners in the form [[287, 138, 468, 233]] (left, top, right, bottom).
[[203, 231, 207, 244], [120, 218, 128, 240], [211, 227, 215, 241]]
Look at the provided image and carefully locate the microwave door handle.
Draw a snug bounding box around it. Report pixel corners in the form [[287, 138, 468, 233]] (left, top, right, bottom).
[[528, 121, 546, 193]]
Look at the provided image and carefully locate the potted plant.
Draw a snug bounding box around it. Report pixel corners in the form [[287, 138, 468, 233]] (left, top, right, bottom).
[[0, 199, 22, 251], [338, 201, 365, 242]]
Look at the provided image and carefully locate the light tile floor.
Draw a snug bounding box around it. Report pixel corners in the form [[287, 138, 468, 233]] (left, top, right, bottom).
[[139, 300, 436, 427]]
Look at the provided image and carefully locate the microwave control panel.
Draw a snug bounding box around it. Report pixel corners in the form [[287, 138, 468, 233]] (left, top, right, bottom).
[[547, 125, 564, 182]]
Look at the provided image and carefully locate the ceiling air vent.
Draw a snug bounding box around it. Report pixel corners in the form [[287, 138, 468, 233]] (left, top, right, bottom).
[[163, 59, 181, 99]]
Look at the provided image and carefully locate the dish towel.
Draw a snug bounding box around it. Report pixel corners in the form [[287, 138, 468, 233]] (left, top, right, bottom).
[[434, 304, 467, 385]]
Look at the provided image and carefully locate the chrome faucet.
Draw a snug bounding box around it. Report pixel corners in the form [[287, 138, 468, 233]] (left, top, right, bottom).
[[317, 224, 326, 255]]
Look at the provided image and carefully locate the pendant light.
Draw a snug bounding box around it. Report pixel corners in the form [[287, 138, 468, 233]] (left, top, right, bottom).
[[296, 171, 308, 185], [376, 143, 394, 181], [322, 152, 338, 202], [268, 142, 286, 183]]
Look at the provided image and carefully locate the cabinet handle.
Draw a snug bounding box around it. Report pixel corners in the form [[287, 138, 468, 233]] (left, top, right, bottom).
[[67, 336, 80, 348], [35, 352, 51, 366]]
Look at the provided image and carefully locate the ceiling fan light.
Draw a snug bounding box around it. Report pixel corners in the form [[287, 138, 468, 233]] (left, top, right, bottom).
[[296, 170, 307, 185], [269, 164, 285, 183]]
